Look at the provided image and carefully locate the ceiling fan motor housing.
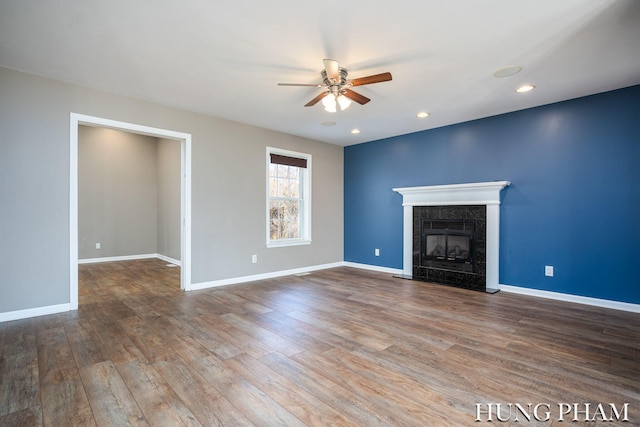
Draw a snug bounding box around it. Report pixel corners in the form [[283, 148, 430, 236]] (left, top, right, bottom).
[[322, 68, 350, 95]]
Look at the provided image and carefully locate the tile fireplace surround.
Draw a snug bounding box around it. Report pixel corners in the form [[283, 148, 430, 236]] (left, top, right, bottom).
[[393, 181, 510, 293]]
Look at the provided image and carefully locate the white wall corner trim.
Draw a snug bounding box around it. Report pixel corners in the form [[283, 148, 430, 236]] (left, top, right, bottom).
[[0, 303, 71, 323], [499, 284, 640, 313], [189, 262, 344, 291]]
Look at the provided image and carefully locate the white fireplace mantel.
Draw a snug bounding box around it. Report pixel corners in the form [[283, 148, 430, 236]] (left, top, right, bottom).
[[392, 181, 510, 292]]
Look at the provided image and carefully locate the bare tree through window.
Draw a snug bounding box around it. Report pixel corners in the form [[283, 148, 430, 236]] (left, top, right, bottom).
[[269, 163, 302, 239], [267, 148, 310, 246]]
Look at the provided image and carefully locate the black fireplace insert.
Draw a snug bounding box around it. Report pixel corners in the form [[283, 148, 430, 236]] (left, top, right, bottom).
[[421, 219, 475, 270], [423, 229, 473, 263], [412, 206, 486, 291]]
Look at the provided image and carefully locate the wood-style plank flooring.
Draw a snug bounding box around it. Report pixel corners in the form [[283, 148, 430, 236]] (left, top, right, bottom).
[[1, 258, 639, 426]]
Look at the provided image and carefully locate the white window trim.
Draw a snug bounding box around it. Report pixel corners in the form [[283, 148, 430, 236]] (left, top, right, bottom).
[[266, 147, 312, 248]]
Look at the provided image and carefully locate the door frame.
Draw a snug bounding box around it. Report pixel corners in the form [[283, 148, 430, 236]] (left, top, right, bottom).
[[69, 113, 192, 309]]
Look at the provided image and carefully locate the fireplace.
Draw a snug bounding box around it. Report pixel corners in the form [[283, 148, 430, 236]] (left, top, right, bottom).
[[422, 221, 474, 265], [393, 181, 510, 293], [413, 206, 485, 291]]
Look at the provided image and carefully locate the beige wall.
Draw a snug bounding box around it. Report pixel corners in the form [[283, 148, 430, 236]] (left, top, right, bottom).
[[156, 137, 181, 261], [0, 67, 343, 314], [78, 127, 182, 261], [79, 126, 159, 259]]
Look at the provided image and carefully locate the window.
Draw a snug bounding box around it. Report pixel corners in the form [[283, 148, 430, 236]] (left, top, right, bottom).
[[267, 147, 311, 247]]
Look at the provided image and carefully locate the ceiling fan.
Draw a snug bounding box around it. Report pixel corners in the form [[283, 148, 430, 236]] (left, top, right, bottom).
[[278, 59, 392, 112]]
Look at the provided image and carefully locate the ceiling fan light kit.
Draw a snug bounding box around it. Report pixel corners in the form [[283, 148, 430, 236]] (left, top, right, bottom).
[[322, 93, 352, 112], [278, 59, 392, 113], [336, 95, 352, 110], [322, 94, 337, 112]]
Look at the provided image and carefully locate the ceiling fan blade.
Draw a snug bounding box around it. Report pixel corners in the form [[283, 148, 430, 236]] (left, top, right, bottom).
[[350, 72, 393, 87], [277, 83, 323, 87], [305, 92, 329, 107], [323, 58, 339, 81], [342, 89, 370, 105]]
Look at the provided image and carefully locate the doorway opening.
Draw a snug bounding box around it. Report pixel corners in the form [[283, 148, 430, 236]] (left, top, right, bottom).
[[70, 113, 192, 310]]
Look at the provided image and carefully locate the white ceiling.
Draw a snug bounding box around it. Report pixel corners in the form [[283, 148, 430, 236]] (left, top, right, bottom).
[[1, 0, 639, 146]]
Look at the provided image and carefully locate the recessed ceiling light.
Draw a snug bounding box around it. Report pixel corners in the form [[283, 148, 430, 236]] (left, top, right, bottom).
[[416, 112, 430, 118], [493, 65, 522, 78], [351, 129, 361, 134], [516, 84, 535, 93], [320, 121, 336, 126]]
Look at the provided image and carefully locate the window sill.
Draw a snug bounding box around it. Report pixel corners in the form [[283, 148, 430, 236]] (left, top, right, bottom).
[[267, 239, 312, 248]]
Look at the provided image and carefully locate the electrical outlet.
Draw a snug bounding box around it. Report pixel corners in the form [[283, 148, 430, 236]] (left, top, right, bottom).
[[375, 248, 380, 256], [252, 255, 257, 264], [96, 243, 101, 249], [545, 265, 554, 277]]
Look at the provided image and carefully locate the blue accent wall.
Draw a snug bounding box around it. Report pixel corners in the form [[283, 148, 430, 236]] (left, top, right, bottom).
[[344, 85, 640, 304]]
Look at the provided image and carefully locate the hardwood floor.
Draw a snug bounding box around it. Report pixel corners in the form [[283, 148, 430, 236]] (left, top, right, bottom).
[[1, 258, 638, 426]]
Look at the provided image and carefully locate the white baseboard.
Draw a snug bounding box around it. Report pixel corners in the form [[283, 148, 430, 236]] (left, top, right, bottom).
[[156, 254, 181, 266], [188, 262, 344, 291], [78, 253, 159, 264], [342, 261, 403, 275], [0, 303, 71, 323], [499, 284, 640, 313], [78, 253, 181, 265]]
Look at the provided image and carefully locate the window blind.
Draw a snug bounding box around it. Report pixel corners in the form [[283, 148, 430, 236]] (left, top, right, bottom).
[[270, 153, 307, 168]]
